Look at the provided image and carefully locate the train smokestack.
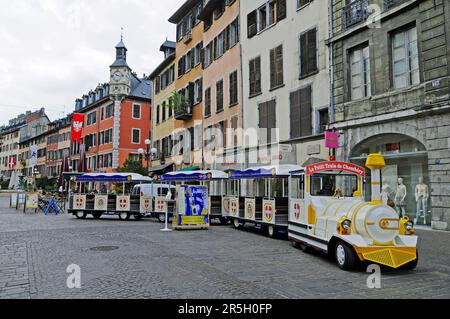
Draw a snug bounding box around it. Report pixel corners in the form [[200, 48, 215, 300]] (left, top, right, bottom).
[[365, 153, 386, 205]]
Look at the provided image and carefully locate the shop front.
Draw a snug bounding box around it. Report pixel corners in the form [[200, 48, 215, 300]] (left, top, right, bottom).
[[350, 133, 430, 225]]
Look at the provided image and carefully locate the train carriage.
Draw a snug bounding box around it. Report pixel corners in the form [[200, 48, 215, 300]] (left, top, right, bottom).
[[288, 154, 418, 271], [157, 170, 229, 225], [68, 173, 155, 221], [227, 165, 302, 238]]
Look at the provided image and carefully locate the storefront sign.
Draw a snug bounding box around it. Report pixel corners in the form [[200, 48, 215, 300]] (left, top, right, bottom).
[[325, 131, 339, 149], [306, 161, 366, 177]]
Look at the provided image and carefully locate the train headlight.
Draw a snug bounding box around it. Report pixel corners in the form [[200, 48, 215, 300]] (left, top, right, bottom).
[[400, 217, 415, 236], [338, 218, 352, 235]]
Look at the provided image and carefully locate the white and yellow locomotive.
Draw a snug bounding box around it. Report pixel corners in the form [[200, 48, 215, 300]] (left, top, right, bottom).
[[288, 154, 418, 270]]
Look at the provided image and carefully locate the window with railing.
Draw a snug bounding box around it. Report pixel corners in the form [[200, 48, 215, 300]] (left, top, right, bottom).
[[384, 0, 410, 10], [342, 0, 369, 30]]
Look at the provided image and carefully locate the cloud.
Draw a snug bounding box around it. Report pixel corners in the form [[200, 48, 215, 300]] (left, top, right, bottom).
[[0, 0, 185, 126]]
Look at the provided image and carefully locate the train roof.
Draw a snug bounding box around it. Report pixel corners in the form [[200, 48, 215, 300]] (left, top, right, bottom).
[[74, 173, 152, 183], [157, 170, 228, 181], [229, 165, 304, 179]]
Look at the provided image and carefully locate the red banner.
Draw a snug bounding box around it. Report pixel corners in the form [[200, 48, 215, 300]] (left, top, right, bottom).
[[71, 113, 85, 144], [306, 161, 366, 177], [8, 156, 16, 169]]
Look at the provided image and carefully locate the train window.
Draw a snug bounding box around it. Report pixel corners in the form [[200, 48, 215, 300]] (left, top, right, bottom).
[[245, 179, 257, 197], [310, 173, 358, 198], [291, 175, 305, 199]]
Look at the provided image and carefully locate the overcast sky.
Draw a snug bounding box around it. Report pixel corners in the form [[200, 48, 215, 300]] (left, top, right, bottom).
[[0, 0, 185, 126]]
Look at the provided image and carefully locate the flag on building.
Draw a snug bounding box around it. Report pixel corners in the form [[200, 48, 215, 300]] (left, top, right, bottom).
[[71, 113, 85, 144]]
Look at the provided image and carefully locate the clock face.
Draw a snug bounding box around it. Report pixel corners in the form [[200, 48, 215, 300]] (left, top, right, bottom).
[[112, 71, 123, 82]]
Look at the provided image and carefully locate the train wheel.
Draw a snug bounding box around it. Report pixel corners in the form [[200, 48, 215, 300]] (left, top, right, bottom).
[[92, 212, 102, 220], [401, 252, 419, 270], [75, 211, 87, 219], [158, 214, 166, 223], [233, 219, 244, 229], [118, 212, 130, 221], [268, 226, 277, 238], [335, 241, 356, 271]]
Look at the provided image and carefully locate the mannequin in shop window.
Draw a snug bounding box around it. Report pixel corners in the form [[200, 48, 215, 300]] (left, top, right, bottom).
[[415, 177, 429, 225], [394, 178, 407, 218]]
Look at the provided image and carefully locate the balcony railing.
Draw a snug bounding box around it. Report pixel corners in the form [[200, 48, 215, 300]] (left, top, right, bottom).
[[174, 95, 193, 120], [342, 0, 369, 30], [384, 0, 410, 10]]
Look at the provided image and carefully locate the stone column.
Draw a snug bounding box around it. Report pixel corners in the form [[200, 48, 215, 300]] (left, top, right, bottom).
[[112, 96, 122, 170]]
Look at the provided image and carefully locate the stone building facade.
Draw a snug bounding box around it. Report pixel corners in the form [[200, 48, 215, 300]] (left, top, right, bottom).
[[329, 0, 450, 230]]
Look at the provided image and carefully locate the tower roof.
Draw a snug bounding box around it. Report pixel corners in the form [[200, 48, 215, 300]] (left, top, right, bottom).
[[115, 39, 127, 50]]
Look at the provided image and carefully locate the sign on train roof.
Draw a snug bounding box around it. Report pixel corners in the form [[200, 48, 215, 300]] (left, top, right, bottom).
[[75, 173, 152, 183], [305, 162, 366, 177], [157, 170, 228, 181], [230, 165, 303, 179]]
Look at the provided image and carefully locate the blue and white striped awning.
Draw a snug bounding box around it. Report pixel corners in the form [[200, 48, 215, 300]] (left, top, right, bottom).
[[229, 165, 303, 179], [157, 170, 228, 182], [74, 173, 152, 183]]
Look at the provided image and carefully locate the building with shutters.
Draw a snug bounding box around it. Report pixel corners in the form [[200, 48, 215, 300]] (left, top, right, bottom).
[[240, 0, 330, 171], [71, 38, 152, 173], [169, 0, 205, 170], [198, 0, 243, 172], [328, 0, 450, 230], [46, 115, 72, 178], [149, 40, 177, 174]]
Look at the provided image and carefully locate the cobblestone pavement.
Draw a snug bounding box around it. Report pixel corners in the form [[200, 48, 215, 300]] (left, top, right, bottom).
[[0, 194, 449, 299]]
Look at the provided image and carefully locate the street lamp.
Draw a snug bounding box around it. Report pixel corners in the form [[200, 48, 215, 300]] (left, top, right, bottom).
[[138, 139, 157, 172], [32, 167, 39, 191]]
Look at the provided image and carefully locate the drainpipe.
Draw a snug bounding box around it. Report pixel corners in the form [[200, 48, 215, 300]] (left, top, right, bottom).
[[328, 0, 335, 125]]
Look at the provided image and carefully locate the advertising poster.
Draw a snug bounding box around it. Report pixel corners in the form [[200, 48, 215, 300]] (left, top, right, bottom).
[[26, 193, 39, 210], [175, 185, 209, 229]]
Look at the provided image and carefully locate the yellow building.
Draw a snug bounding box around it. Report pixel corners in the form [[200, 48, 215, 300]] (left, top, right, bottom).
[[169, 0, 205, 170], [149, 40, 177, 174]]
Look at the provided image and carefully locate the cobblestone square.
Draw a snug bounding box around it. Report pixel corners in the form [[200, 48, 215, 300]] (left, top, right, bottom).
[[0, 194, 449, 299]]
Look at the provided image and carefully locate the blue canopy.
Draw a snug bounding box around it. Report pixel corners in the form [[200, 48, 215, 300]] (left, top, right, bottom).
[[229, 165, 303, 179], [74, 173, 151, 183], [157, 170, 228, 182]]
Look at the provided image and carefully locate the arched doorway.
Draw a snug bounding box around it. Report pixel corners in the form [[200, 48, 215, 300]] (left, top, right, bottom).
[[350, 134, 429, 224]]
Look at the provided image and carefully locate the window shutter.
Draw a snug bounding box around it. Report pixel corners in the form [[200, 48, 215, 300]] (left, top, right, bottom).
[[277, 0, 287, 21], [191, 49, 195, 67], [270, 48, 276, 88], [308, 29, 317, 74], [300, 86, 312, 137], [201, 47, 205, 68], [188, 82, 195, 106], [199, 79, 203, 102], [290, 90, 301, 138], [267, 99, 276, 143], [225, 26, 230, 51], [300, 33, 308, 76], [255, 57, 261, 93], [276, 45, 284, 86], [247, 10, 257, 38], [249, 59, 255, 95]]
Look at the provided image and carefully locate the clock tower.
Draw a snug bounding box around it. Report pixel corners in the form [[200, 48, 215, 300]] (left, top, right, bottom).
[[109, 37, 131, 97]]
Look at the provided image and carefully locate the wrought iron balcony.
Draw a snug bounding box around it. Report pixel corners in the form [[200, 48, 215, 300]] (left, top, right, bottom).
[[342, 0, 369, 30], [173, 95, 193, 120], [384, 0, 410, 10]]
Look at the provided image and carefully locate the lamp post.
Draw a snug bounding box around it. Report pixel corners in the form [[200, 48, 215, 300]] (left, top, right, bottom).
[[138, 139, 157, 173], [32, 167, 39, 192]]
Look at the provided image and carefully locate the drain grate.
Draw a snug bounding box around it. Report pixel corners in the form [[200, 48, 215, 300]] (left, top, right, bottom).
[[90, 246, 119, 252]]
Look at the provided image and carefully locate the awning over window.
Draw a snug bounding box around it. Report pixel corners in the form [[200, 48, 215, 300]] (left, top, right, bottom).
[[148, 163, 174, 173]]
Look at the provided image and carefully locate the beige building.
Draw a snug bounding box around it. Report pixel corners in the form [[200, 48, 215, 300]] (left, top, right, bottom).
[[198, 0, 243, 172], [149, 40, 177, 174], [0, 127, 21, 180]]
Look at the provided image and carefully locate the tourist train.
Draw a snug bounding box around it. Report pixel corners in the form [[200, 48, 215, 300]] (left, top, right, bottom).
[[67, 153, 418, 271]]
